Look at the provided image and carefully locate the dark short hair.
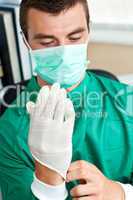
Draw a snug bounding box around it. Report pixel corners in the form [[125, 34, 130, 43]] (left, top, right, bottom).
[[20, 0, 90, 38]]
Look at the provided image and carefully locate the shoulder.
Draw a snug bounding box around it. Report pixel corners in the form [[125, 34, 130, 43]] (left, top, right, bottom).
[[0, 93, 34, 178], [0, 90, 31, 159], [86, 70, 128, 91], [85, 71, 133, 122], [0, 93, 29, 135], [86, 70, 132, 98]]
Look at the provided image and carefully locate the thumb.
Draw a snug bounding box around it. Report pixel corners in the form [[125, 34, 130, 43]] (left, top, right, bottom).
[[26, 101, 35, 115], [65, 99, 75, 121]]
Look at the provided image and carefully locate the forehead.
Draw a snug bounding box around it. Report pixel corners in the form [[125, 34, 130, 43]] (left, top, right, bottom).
[[27, 3, 87, 35]]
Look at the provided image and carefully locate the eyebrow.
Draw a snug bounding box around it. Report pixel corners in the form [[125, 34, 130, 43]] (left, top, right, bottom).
[[34, 34, 56, 40], [68, 27, 86, 37], [33, 27, 86, 40]]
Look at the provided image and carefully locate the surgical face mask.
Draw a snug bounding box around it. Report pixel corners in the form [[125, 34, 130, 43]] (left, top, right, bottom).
[[23, 33, 90, 88]]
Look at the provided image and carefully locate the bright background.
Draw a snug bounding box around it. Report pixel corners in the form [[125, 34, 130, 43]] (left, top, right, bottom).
[[89, 0, 133, 24], [87, 0, 133, 80]]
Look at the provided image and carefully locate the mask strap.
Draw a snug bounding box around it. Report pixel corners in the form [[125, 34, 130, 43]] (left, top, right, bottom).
[[86, 37, 90, 44], [20, 30, 32, 52], [20, 30, 35, 75]]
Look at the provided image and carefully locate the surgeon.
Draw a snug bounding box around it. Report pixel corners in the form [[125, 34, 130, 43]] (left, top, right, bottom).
[[0, 0, 133, 199]]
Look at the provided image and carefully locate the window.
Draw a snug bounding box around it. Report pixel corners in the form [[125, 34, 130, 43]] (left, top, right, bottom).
[[88, 0, 133, 44], [89, 0, 133, 24]]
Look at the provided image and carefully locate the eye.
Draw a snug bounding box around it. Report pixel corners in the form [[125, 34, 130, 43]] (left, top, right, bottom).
[[40, 41, 54, 46], [39, 38, 55, 46], [69, 33, 82, 41], [70, 37, 82, 41], [39, 40, 57, 48]]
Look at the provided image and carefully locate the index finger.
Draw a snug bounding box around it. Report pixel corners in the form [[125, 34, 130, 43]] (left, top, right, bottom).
[[68, 160, 91, 171]]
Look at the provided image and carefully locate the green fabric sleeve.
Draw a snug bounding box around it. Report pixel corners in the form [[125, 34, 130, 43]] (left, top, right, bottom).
[[0, 130, 38, 200], [0, 109, 38, 200]]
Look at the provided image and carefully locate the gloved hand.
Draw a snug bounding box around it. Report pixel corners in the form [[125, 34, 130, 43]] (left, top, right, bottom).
[[26, 83, 75, 179]]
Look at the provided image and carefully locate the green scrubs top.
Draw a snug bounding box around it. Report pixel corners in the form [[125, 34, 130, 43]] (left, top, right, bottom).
[[0, 71, 133, 200]]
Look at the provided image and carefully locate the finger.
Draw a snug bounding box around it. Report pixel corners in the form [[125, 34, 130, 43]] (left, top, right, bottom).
[[26, 101, 35, 115], [68, 161, 90, 172], [35, 85, 50, 115], [65, 98, 75, 121], [68, 161, 95, 172], [54, 88, 66, 122], [43, 83, 60, 119], [73, 197, 95, 200], [66, 168, 97, 183], [71, 184, 97, 197]]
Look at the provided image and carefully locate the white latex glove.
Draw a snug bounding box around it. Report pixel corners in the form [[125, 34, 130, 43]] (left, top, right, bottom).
[[26, 83, 75, 179]]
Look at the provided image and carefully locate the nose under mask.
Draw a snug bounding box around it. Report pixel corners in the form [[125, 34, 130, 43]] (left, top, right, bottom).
[[29, 42, 90, 88]]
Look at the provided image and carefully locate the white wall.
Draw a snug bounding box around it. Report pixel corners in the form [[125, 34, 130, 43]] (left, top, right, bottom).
[[88, 42, 133, 75]]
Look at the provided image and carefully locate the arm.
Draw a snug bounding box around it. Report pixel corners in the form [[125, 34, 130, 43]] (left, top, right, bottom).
[[118, 182, 133, 200], [66, 161, 125, 200], [35, 161, 64, 185], [0, 130, 38, 200], [27, 83, 75, 200], [0, 120, 67, 200], [31, 161, 67, 200]]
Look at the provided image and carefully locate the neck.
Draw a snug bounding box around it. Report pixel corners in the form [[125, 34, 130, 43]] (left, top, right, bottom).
[[37, 76, 81, 92]]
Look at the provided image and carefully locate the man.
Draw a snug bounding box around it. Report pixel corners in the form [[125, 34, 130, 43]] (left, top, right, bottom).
[[0, 0, 133, 199]]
